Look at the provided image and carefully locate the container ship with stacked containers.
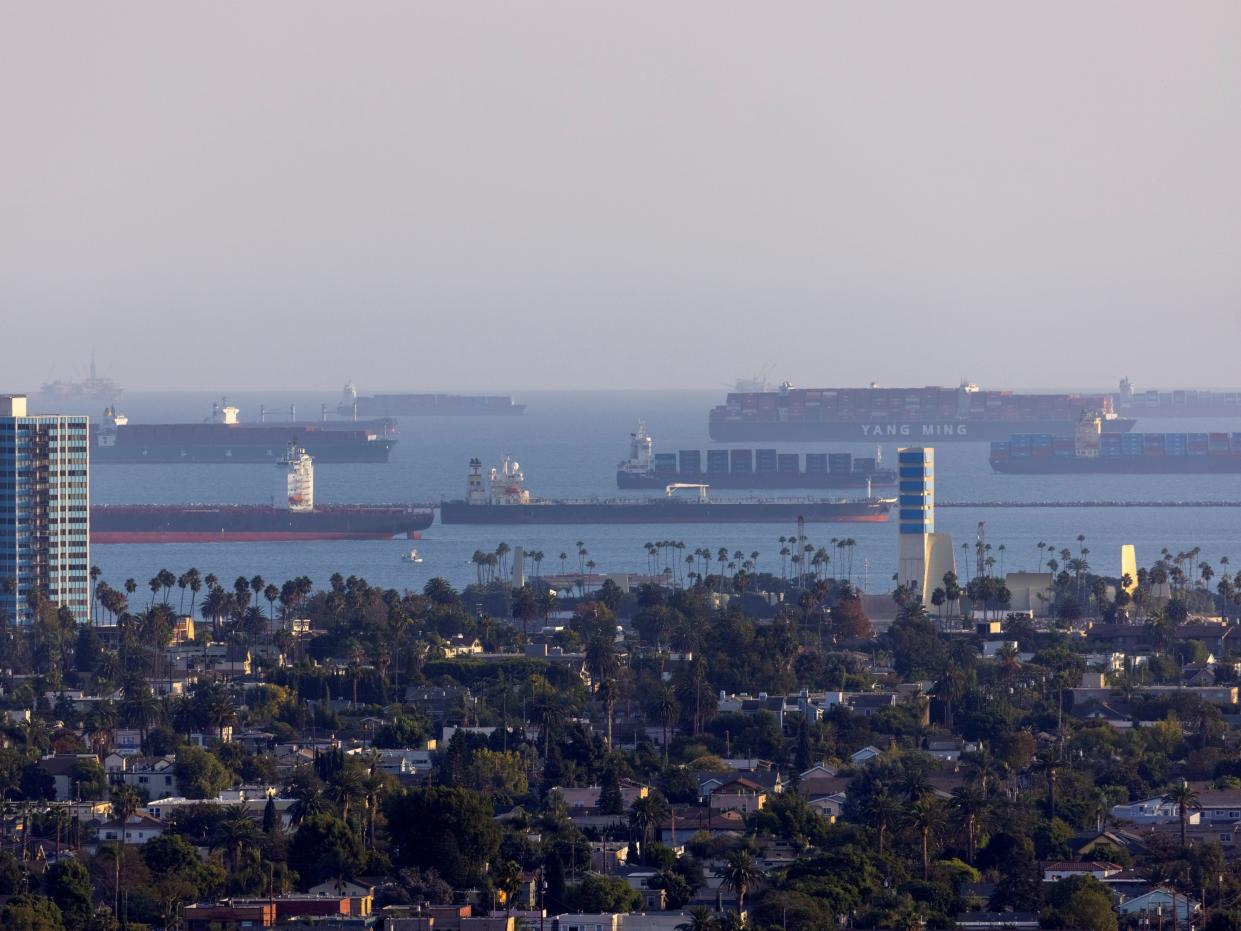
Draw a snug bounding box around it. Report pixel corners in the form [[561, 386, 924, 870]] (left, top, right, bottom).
[[616, 422, 895, 489], [708, 381, 1135, 442], [1115, 377, 1241, 419], [91, 400, 398, 463], [990, 414, 1241, 473], [337, 382, 526, 417], [441, 457, 892, 525], [92, 444, 434, 542]]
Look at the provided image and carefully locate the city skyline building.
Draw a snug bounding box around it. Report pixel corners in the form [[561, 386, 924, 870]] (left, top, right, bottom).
[[0, 394, 91, 626], [896, 447, 956, 606]]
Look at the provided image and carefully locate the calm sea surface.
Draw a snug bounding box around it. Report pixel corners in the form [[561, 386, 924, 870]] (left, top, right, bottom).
[[64, 389, 1241, 605]]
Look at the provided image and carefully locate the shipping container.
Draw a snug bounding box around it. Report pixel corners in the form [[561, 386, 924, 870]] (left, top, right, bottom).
[[756, 449, 778, 473], [678, 450, 702, 475], [706, 449, 730, 474], [805, 453, 828, 473], [777, 454, 799, 474], [828, 453, 853, 473], [730, 449, 753, 473], [853, 457, 877, 473], [653, 453, 678, 474]]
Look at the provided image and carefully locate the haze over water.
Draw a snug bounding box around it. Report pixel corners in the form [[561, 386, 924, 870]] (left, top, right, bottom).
[[86, 391, 1241, 603]]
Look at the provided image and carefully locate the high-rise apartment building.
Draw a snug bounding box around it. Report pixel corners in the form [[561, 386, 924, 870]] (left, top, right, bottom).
[[0, 395, 91, 625]]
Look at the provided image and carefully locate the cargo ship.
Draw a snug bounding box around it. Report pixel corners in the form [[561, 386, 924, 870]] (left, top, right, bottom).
[[708, 382, 1135, 442], [440, 457, 891, 525], [92, 401, 398, 463], [616, 422, 895, 490], [1114, 377, 1241, 419], [990, 414, 1241, 474], [92, 445, 434, 542], [338, 383, 526, 417]]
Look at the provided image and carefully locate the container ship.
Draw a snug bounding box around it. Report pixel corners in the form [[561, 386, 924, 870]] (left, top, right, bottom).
[[92, 401, 398, 463], [616, 422, 895, 490], [1114, 377, 1241, 419], [708, 381, 1135, 442], [990, 414, 1241, 474], [338, 382, 526, 417], [92, 445, 434, 542], [440, 457, 891, 525]]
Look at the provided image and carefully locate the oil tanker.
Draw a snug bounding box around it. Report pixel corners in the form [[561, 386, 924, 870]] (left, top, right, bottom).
[[92, 446, 434, 542], [440, 457, 891, 525], [338, 383, 526, 417], [990, 415, 1241, 474], [92, 401, 397, 463], [1115, 377, 1241, 419], [709, 382, 1135, 442], [616, 422, 895, 490]]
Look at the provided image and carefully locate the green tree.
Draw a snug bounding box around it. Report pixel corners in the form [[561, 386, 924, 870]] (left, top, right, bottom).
[[719, 848, 762, 916], [174, 746, 231, 799], [42, 860, 92, 931], [1164, 780, 1201, 849], [0, 895, 65, 931], [383, 786, 501, 888], [288, 812, 364, 888]]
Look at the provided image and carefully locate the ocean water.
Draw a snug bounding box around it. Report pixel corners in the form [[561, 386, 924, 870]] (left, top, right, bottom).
[[72, 389, 1241, 604]]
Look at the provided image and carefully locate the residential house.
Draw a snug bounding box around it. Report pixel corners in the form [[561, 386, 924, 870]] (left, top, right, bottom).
[[37, 754, 102, 802], [97, 812, 167, 844], [107, 754, 181, 799], [1112, 796, 1200, 826], [954, 913, 1039, 930], [708, 778, 766, 815], [1117, 889, 1200, 925], [1041, 860, 1123, 882]]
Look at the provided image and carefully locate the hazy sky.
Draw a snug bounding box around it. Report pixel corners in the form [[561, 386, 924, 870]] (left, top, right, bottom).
[[3, 3, 1240, 393]]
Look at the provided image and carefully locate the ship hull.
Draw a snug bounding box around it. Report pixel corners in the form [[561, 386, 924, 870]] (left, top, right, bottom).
[[992, 457, 1241, 474], [91, 505, 434, 543], [709, 419, 1136, 442], [616, 470, 895, 490], [440, 500, 889, 525], [92, 441, 395, 463]]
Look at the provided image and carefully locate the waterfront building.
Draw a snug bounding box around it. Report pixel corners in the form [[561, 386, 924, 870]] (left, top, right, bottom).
[[895, 447, 955, 605], [0, 394, 91, 625]]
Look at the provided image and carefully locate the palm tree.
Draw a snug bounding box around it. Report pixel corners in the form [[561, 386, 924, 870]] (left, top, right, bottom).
[[865, 790, 903, 854], [212, 804, 260, 871], [649, 687, 679, 764], [287, 769, 328, 826], [719, 848, 762, 916], [110, 783, 142, 916], [677, 906, 719, 931], [950, 786, 987, 864], [907, 796, 947, 880], [628, 793, 670, 855], [1163, 780, 1201, 849]]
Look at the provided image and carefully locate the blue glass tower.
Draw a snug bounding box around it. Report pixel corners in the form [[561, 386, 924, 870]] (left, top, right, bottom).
[[0, 396, 91, 626], [897, 447, 953, 604], [897, 447, 934, 535]]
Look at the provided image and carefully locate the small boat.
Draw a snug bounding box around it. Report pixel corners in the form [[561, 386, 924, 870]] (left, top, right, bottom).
[[401, 549, 423, 563]]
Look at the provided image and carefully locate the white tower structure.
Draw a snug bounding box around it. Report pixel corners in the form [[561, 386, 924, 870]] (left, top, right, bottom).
[[896, 447, 956, 605], [276, 444, 314, 511]]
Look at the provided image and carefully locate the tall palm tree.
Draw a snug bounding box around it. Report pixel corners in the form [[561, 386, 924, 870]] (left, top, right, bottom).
[[1163, 780, 1201, 849], [907, 797, 947, 880], [950, 786, 987, 864], [629, 793, 670, 856], [649, 687, 679, 764], [719, 848, 763, 916], [865, 790, 903, 854]]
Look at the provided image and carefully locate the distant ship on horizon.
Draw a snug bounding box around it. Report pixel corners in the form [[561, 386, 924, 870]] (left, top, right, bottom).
[[709, 380, 1135, 442], [337, 382, 526, 417]]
